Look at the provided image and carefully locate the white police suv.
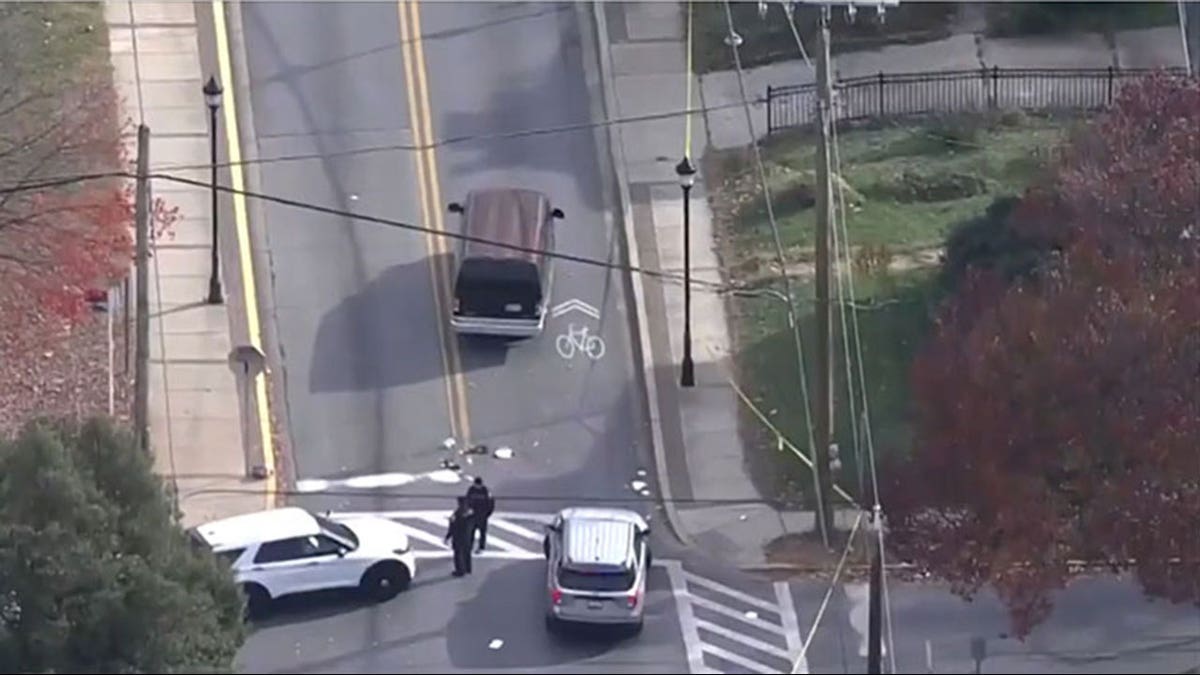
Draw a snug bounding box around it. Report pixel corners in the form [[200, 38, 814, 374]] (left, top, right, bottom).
[[190, 507, 416, 617]]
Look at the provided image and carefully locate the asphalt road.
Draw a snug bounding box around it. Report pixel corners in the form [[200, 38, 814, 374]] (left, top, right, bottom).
[[416, 2, 650, 512], [239, 0, 451, 494], [233, 2, 676, 672]]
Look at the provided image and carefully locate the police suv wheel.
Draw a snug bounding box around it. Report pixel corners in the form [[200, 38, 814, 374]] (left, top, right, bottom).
[[361, 562, 411, 601], [242, 584, 271, 621]]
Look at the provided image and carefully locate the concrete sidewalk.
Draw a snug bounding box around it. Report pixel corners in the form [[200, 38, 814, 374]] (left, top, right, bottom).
[[106, 1, 266, 527], [701, 22, 1188, 148], [595, 2, 831, 569], [593, 4, 1183, 568]]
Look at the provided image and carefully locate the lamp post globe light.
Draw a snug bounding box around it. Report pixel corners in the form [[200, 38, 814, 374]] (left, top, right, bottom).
[[204, 76, 224, 305], [676, 156, 697, 388]]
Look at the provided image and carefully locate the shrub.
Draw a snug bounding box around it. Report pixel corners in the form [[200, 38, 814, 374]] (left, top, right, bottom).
[[874, 169, 988, 203]]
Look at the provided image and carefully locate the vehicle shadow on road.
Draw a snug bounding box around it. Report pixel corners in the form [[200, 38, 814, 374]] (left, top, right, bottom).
[[308, 253, 507, 393], [445, 560, 629, 669], [250, 572, 462, 631], [250, 588, 370, 628]]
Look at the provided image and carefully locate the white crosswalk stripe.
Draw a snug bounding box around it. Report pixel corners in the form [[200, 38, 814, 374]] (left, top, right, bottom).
[[662, 560, 807, 675], [326, 510, 808, 673], [329, 510, 552, 561]]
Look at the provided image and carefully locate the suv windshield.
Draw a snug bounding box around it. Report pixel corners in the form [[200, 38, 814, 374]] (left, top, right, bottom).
[[314, 513, 359, 548], [557, 566, 636, 592]]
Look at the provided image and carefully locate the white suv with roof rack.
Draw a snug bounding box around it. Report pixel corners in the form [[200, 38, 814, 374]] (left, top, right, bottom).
[[189, 507, 417, 618], [542, 507, 652, 634]]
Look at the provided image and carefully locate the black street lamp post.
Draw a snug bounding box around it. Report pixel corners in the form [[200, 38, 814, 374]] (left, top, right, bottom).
[[204, 76, 224, 305], [676, 156, 697, 388]]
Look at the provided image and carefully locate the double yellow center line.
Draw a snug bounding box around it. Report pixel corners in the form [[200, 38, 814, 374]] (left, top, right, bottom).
[[397, 0, 472, 445]]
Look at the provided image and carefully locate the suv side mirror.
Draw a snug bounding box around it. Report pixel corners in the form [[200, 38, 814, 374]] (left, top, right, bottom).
[[551, 207, 565, 219], [448, 202, 464, 214]]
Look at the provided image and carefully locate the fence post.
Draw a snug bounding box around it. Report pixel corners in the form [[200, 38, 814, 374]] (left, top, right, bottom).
[[980, 66, 989, 110], [877, 72, 885, 118], [1106, 65, 1115, 106], [991, 65, 999, 110], [766, 84, 773, 134]]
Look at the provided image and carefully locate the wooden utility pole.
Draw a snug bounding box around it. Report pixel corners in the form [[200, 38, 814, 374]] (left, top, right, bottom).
[[133, 124, 150, 453], [812, 5, 836, 545]]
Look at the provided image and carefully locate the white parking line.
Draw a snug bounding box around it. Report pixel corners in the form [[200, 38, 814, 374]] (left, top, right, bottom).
[[413, 550, 540, 561], [694, 618, 791, 660], [701, 643, 780, 675], [661, 559, 708, 674], [683, 570, 780, 612], [332, 510, 555, 525], [489, 517, 546, 542], [391, 522, 449, 549], [479, 536, 527, 555], [776, 580, 806, 672], [690, 595, 788, 636]]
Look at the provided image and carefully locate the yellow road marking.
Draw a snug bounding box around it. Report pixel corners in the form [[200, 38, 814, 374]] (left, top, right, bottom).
[[212, 1, 277, 509], [398, 0, 472, 445]]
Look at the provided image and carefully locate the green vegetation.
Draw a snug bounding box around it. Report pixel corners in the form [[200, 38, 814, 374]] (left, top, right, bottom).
[[0, 1, 120, 191], [984, 2, 1178, 38], [714, 113, 1070, 284], [713, 114, 1072, 504], [692, 1, 956, 74], [0, 419, 246, 672], [0, 2, 111, 89], [730, 270, 938, 505]]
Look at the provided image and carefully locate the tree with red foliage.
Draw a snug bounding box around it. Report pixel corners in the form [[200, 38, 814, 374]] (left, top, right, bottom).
[[886, 73, 1200, 637], [0, 65, 177, 350]]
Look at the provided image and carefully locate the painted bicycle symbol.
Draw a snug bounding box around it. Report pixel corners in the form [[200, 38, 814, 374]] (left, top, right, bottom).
[[555, 323, 606, 361]]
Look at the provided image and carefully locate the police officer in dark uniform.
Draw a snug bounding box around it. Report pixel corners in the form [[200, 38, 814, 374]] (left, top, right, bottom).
[[465, 476, 494, 552], [444, 496, 474, 576]]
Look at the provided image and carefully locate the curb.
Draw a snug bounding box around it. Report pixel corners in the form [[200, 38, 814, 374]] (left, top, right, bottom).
[[582, 0, 694, 549], [222, 2, 297, 503]]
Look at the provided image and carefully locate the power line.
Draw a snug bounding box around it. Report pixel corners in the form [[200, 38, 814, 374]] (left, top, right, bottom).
[[0, 168, 732, 292], [0, 98, 765, 186], [156, 98, 764, 176], [778, 5, 898, 672], [721, 0, 823, 540], [792, 511, 865, 674]]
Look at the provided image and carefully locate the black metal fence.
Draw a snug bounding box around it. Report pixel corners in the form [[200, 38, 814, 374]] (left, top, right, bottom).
[[765, 66, 1191, 134]]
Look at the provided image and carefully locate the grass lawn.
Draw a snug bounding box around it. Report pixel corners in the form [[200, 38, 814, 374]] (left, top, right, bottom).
[[693, 1, 956, 74], [712, 114, 1072, 505], [1, 2, 111, 87], [983, 2, 1178, 38], [728, 269, 938, 507], [0, 2, 116, 176], [711, 113, 1072, 284]]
